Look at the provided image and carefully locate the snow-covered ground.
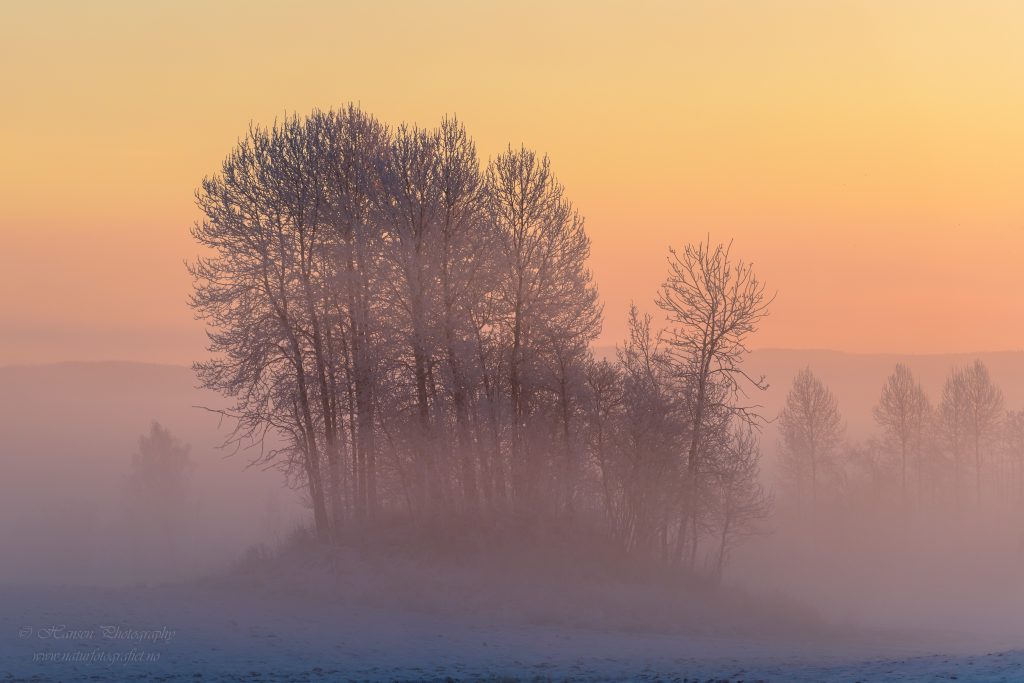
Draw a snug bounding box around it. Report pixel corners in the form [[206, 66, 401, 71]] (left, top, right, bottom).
[[3, 572, 1022, 682]]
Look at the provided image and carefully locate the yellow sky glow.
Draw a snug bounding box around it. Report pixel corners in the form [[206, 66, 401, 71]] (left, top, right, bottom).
[[2, 0, 1023, 364]]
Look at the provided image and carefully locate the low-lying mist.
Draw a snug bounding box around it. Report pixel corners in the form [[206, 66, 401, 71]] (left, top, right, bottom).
[[4, 355, 1024, 650], [0, 362, 304, 586], [736, 497, 1024, 638]]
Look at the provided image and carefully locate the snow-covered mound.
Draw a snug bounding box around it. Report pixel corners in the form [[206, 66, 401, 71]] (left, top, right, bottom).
[[221, 520, 831, 640]]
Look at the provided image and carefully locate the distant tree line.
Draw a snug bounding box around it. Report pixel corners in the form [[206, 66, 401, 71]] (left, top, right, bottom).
[[190, 105, 772, 579], [778, 360, 1024, 512], [125, 421, 193, 576]]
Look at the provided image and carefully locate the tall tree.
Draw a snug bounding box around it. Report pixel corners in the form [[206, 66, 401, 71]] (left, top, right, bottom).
[[433, 116, 493, 511], [485, 146, 600, 508], [778, 367, 844, 506], [129, 421, 192, 516], [614, 306, 681, 557], [190, 116, 336, 537], [323, 105, 390, 520], [709, 424, 771, 583], [961, 360, 1004, 503], [938, 366, 970, 500], [656, 239, 771, 567], [583, 356, 624, 531], [873, 363, 930, 503], [377, 123, 446, 509]]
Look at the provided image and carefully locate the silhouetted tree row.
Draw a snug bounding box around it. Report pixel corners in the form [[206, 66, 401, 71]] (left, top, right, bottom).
[[779, 360, 1022, 513], [190, 106, 771, 576]]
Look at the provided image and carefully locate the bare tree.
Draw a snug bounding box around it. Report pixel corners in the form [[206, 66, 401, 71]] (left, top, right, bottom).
[[657, 239, 771, 567], [190, 116, 336, 537], [709, 424, 771, 583], [583, 356, 624, 529], [323, 105, 391, 520], [938, 366, 969, 501], [778, 367, 844, 507], [873, 363, 930, 503], [613, 306, 681, 557], [434, 116, 495, 511], [129, 421, 192, 514], [961, 360, 1004, 504], [937, 362, 1004, 505], [376, 123, 446, 510], [485, 146, 599, 509]]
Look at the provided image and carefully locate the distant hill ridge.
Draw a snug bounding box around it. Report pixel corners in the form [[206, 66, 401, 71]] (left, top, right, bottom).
[[4, 349, 1024, 445]]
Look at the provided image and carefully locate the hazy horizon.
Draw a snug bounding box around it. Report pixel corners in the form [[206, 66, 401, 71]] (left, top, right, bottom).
[[10, 345, 1024, 369]]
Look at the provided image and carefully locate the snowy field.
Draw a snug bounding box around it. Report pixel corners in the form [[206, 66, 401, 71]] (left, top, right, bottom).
[[3, 575, 1022, 682]]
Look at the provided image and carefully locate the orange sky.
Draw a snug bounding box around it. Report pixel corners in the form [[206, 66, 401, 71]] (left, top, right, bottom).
[[2, 1, 1023, 365]]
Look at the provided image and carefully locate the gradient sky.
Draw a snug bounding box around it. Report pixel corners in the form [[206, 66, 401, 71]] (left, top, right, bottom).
[[2, 0, 1023, 365]]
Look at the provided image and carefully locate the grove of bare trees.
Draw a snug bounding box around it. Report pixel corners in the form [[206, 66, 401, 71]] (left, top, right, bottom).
[[189, 106, 772, 579], [779, 360, 1021, 516]]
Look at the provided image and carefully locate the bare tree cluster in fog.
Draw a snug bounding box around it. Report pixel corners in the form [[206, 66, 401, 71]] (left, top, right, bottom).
[[777, 359, 1023, 515], [128, 421, 192, 517], [125, 421, 194, 572], [189, 106, 772, 579]]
